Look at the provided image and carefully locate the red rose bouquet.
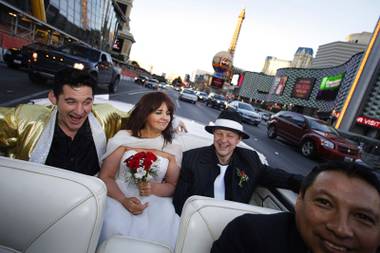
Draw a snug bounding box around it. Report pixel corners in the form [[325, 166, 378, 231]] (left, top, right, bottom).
[[124, 151, 158, 183]]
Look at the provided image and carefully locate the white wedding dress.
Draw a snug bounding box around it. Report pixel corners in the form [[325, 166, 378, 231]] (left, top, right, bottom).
[[100, 148, 180, 250]]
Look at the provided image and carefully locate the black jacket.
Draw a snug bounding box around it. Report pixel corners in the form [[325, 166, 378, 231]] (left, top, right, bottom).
[[211, 212, 308, 253], [173, 145, 303, 215]]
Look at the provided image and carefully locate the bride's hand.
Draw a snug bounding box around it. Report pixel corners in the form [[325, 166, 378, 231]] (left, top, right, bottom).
[[121, 197, 148, 215], [138, 182, 152, 196]]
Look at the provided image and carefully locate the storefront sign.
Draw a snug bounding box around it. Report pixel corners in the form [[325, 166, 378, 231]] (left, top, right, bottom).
[[356, 116, 380, 129]]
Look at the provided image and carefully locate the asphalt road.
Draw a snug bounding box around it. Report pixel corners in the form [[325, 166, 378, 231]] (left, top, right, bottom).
[[0, 65, 317, 175]]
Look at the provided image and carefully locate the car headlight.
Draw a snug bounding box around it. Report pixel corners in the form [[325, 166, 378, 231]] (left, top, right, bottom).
[[321, 138, 334, 149], [32, 52, 38, 61], [73, 63, 85, 70]]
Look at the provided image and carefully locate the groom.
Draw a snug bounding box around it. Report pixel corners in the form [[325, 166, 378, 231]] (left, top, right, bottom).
[[0, 67, 127, 175], [173, 110, 303, 215]]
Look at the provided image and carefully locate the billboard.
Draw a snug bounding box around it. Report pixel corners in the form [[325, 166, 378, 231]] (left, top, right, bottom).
[[210, 76, 224, 89], [231, 73, 244, 87], [271, 76, 288, 95], [316, 73, 345, 101], [291, 77, 315, 99]]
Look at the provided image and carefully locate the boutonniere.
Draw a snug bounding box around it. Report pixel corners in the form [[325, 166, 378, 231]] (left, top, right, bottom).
[[236, 168, 249, 188]]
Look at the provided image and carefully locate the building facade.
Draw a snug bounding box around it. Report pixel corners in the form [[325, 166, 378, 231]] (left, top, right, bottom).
[[291, 47, 313, 68], [261, 56, 291, 75], [312, 41, 368, 68], [1, 0, 134, 62], [238, 52, 364, 114]]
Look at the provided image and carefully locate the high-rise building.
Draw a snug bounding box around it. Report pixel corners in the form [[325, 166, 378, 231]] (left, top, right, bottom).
[[261, 56, 291, 76], [291, 47, 313, 68], [346, 32, 372, 44], [312, 32, 371, 68]]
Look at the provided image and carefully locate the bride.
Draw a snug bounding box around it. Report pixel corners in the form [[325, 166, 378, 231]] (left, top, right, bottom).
[[98, 92, 182, 250]]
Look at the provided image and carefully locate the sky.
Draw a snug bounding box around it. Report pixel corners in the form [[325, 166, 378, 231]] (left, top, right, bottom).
[[128, 0, 380, 79]]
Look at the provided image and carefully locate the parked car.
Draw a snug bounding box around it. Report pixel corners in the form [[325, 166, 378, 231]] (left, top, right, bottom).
[[196, 91, 208, 102], [145, 79, 159, 89], [29, 43, 120, 93], [227, 101, 262, 126], [134, 75, 149, 85], [267, 111, 360, 161], [179, 89, 198, 104], [3, 42, 50, 69], [206, 94, 227, 110]]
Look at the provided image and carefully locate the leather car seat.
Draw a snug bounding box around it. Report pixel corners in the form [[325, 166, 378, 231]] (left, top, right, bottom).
[[0, 157, 107, 253]]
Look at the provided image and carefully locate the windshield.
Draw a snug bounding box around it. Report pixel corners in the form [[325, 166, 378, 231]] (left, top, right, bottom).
[[308, 119, 339, 135], [184, 90, 195, 94], [59, 45, 100, 62], [239, 103, 254, 111], [199, 92, 207, 96]]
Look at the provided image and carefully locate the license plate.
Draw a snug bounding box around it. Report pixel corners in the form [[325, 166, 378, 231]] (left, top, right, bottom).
[[13, 59, 21, 64]]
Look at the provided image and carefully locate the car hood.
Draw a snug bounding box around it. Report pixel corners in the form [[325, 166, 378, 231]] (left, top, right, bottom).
[[36, 48, 93, 64]]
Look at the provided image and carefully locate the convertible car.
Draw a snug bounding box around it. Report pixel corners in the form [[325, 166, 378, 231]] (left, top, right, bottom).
[[0, 96, 297, 253]]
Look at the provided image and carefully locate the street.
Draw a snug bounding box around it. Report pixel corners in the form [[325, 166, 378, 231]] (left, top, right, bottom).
[[0, 65, 317, 175]]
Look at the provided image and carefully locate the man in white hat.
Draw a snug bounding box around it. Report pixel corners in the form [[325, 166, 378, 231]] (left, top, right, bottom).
[[173, 110, 303, 215]]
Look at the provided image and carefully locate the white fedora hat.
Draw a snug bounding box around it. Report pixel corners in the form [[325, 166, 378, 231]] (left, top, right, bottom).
[[205, 110, 249, 139]]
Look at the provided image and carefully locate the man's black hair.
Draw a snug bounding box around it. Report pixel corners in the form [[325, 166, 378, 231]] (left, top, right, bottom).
[[299, 160, 380, 196], [53, 68, 96, 97]]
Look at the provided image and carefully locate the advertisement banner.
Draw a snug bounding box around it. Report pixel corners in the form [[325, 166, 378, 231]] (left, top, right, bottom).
[[272, 76, 288, 95], [291, 77, 315, 99], [356, 116, 380, 129], [316, 73, 345, 101], [210, 76, 224, 89]]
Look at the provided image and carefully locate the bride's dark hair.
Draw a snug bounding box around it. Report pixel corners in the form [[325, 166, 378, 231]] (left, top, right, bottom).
[[125, 91, 175, 143]]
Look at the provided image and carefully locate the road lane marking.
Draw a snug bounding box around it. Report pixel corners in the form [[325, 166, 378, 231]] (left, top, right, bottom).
[[128, 90, 149, 95], [176, 99, 181, 109]]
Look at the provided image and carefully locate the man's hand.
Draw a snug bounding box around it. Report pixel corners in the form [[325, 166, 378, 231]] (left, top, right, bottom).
[[138, 181, 152, 196], [121, 197, 148, 215]]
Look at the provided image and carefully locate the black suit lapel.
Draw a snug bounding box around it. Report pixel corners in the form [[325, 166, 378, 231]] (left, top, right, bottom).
[[199, 146, 220, 198]]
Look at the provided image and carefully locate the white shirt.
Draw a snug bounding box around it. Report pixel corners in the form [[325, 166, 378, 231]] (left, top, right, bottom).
[[213, 164, 228, 200]]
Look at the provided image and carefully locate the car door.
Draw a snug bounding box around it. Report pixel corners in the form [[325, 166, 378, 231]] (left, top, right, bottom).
[[275, 112, 292, 138], [286, 114, 306, 144]]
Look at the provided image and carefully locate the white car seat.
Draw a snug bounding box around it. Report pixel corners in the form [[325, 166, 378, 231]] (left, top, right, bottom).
[[97, 195, 280, 253], [175, 195, 280, 253], [0, 157, 107, 253]]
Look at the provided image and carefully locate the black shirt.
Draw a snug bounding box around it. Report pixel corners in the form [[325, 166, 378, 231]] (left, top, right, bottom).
[[45, 117, 100, 175]]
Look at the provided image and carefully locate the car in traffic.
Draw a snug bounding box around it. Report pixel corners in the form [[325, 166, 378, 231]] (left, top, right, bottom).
[[145, 79, 159, 89], [159, 82, 168, 89], [206, 94, 227, 110], [134, 75, 149, 85], [196, 91, 208, 102], [179, 89, 198, 104], [3, 42, 50, 69], [227, 101, 262, 126], [267, 111, 360, 161], [256, 109, 273, 121], [29, 43, 121, 93]]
